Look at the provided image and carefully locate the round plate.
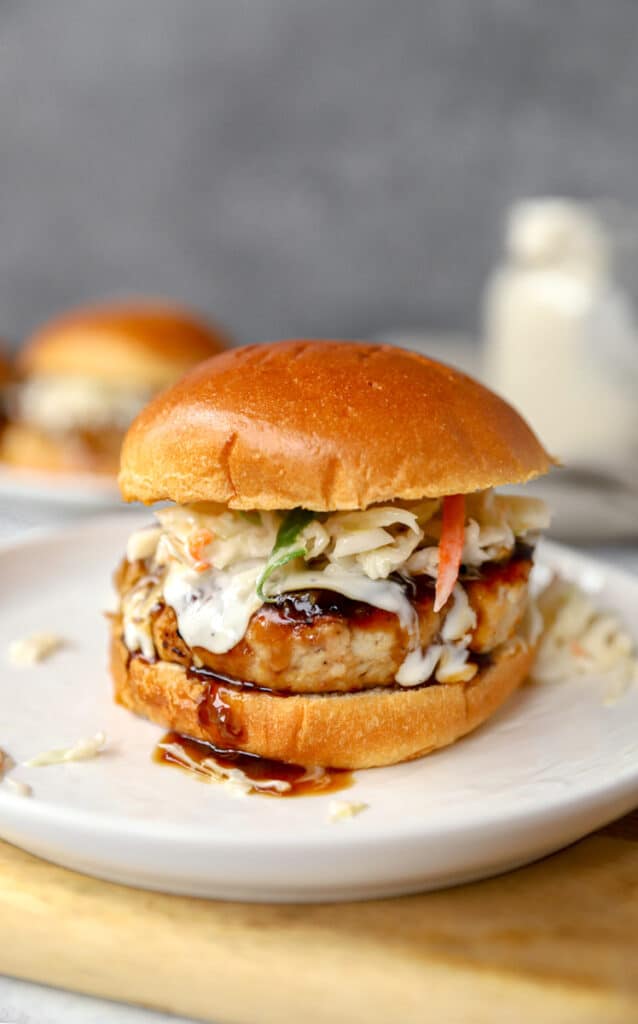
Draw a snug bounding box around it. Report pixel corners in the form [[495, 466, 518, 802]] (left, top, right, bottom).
[[0, 464, 120, 508], [0, 516, 637, 902]]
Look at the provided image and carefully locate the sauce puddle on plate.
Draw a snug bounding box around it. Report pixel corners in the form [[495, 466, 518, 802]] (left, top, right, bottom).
[[154, 731, 353, 798]]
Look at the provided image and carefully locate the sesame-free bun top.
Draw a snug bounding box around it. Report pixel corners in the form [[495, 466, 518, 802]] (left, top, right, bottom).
[[119, 340, 554, 509], [18, 299, 230, 389], [0, 346, 11, 385]]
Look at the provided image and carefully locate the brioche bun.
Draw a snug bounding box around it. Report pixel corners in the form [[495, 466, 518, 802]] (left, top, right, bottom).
[[111, 619, 536, 769], [119, 340, 553, 509], [0, 347, 11, 386], [0, 421, 121, 474], [19, 299, 230, 389]]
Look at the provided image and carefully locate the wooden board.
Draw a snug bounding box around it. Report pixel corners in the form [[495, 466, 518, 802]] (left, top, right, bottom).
[[1, 813, 637, 1024]]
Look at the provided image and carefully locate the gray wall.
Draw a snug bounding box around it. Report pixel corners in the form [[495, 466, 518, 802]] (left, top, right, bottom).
[[1, 0, 637, 346]]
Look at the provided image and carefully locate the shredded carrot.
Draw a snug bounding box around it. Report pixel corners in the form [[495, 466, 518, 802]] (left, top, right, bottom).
[[188, 528, 214, 570], [434, 494, 466, 612]]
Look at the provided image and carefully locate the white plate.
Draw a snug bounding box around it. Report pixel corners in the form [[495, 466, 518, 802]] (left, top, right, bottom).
[[0, 464, 121, 508], [0, 517, 637, 903]]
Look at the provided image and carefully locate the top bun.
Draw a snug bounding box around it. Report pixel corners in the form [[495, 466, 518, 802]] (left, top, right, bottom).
[[0, 346, 12, 386], [119, 340, 554, 509], [18, 299, 230, 389]]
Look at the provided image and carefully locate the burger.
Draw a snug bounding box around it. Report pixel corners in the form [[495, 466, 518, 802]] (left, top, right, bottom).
[[0, 346, 12, 428], [0, 300, 230, 475], [112, 340, 553, 769]]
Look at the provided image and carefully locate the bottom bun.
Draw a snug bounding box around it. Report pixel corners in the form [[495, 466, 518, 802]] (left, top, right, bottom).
[[111, 622, 537, 769], [0, 421, 120, 475]]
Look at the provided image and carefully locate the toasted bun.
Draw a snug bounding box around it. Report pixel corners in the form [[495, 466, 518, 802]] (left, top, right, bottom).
[[110, 621, 537, 768], [19, 300, 230, 389], [0, 421, 121, 475], [119, 340, 554, 509], [0, 347, 11, 386]]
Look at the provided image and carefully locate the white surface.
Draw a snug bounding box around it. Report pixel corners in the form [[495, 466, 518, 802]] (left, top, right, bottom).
[[1, 516, 638, 904], [0, 976, 197, 1024], [0, 488, 138, 554], [0, 464, 121, 508]]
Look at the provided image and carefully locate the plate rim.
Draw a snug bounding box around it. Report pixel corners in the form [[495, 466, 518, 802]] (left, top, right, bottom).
[[0, 463, 121, 506]]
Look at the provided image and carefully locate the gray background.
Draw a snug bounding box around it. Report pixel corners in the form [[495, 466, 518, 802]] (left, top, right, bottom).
[[1, 0, 637, 346]]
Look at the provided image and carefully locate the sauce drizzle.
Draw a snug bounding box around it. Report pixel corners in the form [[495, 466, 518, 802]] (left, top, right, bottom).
[[153, 731, 353, 798]]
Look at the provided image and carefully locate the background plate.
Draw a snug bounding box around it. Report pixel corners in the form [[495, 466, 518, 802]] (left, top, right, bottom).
[[0, 464, 121, 508], [0, 516, 637, 902]]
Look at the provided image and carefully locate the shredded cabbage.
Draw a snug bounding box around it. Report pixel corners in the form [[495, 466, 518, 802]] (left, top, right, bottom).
[[531, 578, 638, 690], [155, 504, 278, 570], [122, 490, 546, 683], [324, 505, 423, 580], [131, 488, 549, 593]]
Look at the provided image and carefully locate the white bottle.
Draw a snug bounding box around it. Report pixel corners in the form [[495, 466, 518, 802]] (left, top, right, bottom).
[[483, 199, 638, 484]]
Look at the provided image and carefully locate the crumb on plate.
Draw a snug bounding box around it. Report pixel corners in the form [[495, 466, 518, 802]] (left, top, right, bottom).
[[328, 799, 369, 823], [25, 730, 107, 767], [7, 631, 66, 666], [5, 776, 32, 798], [0, 746, 32, 797]]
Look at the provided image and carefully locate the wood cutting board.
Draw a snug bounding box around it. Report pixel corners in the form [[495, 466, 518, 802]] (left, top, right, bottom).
[[0, 812, 637, 1024]]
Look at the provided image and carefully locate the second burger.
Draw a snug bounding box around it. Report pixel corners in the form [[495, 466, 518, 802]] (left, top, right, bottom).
[[1, 299, 230, 476]]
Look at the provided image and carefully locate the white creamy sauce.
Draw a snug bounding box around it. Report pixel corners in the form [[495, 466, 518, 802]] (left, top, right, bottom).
[[396, 641, 476, 687], [435, 643, 476, 683], [120, 498, 544, 687], [155, 564, 474, 688], [441, 584, 477, 642], [267, 568, 417, 630], [394, 585, 476, 686], [163, 560, 264, 655], [396, 644, 442, 687], [122, 577, 162, 661], [18, 376, 151, 433], [268, 567, 448, 685], [121, 540, 482, 687]]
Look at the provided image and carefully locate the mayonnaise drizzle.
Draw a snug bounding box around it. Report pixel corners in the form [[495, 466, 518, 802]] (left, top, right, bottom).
[[266, 567, 416, 629], [18, 376, 152, 433], [122, 576, 162, 661], [162, 560, 264, 655], [119, 491, 544, 687], [265, 571, 475, 684], [121, 557, 476, 687]]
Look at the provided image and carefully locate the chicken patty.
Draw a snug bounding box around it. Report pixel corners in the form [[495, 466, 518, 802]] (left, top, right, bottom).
[[116, 553, 532, 693]]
